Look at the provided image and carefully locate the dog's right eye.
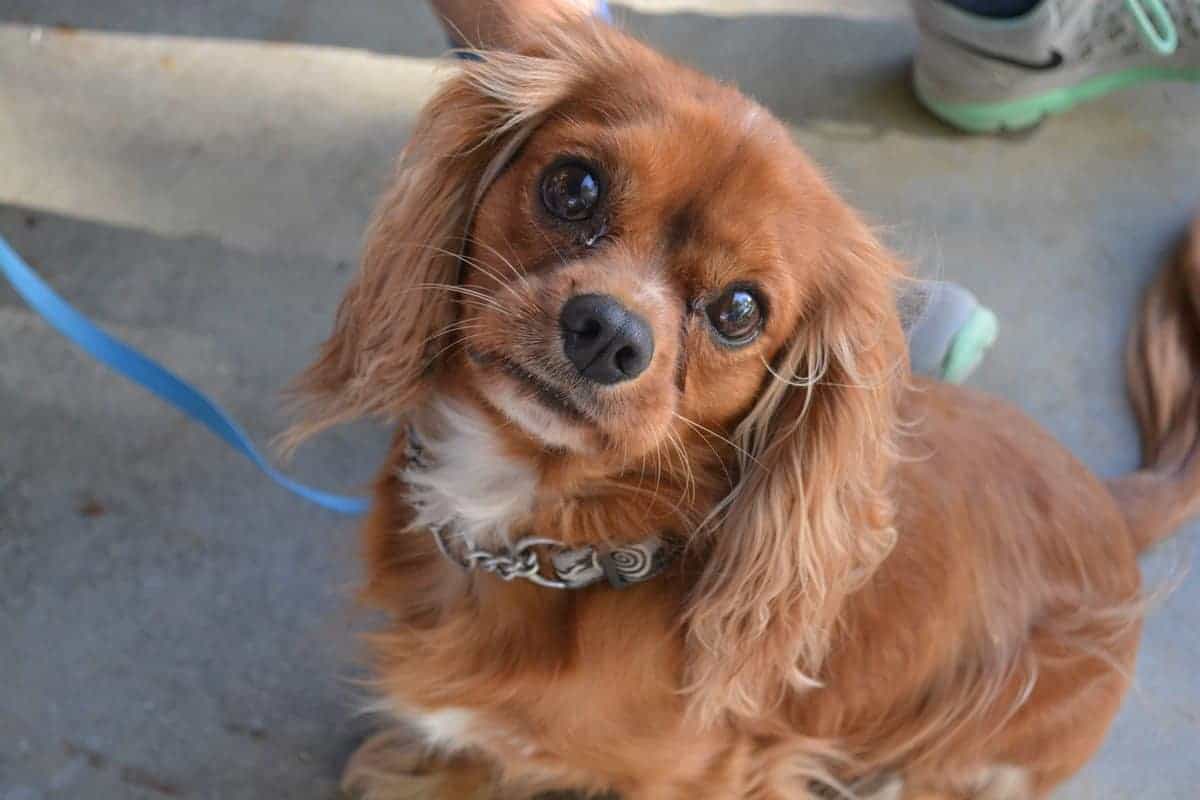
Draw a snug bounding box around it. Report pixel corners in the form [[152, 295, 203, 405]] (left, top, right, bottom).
[[541, 162, 601, 221]]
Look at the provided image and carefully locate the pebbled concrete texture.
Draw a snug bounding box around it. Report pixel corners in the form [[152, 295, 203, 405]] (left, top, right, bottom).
[[0, 2, 1197, 798]]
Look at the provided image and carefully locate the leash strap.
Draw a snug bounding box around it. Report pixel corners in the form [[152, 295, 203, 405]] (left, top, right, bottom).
[[0, 233, 370, 515]]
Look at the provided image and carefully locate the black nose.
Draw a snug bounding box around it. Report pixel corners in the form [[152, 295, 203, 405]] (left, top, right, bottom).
[[560, 294, 655, 385]]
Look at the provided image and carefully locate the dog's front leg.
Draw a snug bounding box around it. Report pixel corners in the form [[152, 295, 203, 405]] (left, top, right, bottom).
[[341, 726, 522, 800]]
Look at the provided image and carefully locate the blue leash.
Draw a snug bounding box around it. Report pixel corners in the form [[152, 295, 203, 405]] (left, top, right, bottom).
[[0, 233, 370, 516]]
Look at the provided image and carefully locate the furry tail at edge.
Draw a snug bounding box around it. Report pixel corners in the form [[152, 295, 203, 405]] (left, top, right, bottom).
[[1109, 217, 1200, 552]]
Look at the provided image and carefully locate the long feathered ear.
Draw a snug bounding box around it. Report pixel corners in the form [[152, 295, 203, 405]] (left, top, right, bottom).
[[684, 209, 907, 724], [283, 45, 579, 448]]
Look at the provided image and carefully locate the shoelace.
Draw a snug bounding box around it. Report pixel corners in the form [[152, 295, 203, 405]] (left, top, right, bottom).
[[1126, 0, 1179, 54]]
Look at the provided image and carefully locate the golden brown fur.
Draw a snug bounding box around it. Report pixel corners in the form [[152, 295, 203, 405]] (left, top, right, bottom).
[[291, 19, 1200, 800]]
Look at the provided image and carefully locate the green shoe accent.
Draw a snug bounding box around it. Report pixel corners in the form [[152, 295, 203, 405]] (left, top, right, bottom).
[[917, 65, 1200, 134], [940, 307, 998, 384], [1126, 0, 1178, 56]]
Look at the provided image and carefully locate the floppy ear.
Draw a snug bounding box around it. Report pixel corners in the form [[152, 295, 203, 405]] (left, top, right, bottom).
[[285, 46, 579, 446], [684, 209, 907, 723]]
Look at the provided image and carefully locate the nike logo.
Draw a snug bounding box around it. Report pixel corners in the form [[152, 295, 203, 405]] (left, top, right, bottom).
[[942, 34, 1065, 71]]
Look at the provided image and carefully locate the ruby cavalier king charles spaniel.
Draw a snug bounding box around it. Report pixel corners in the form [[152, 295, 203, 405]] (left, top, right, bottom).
[[287, 18, 1200, 800]]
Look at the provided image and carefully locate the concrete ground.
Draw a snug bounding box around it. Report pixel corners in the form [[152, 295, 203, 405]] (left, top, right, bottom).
[[1, 1, 1197, 797]]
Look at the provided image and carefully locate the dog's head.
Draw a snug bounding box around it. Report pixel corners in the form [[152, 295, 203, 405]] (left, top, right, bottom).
[[294, 19, 906, 722]]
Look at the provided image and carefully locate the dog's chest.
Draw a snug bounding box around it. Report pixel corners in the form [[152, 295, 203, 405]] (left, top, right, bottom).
[[402, 399, 539, 548]]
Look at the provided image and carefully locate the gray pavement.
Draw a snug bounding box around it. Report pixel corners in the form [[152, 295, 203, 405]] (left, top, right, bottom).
[[1, 2, 1197, 798]]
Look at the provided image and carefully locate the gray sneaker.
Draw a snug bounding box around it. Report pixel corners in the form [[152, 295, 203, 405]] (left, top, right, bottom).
[[911, 0, 1200, 132], [900, 281, 999, 383]]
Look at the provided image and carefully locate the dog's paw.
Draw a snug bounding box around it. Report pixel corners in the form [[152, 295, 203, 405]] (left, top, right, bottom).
[[340, 727, 498, 800]]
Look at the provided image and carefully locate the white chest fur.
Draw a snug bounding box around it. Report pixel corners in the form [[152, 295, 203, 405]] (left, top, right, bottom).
[[411, 707, 477, 749], [396, 401, 543, 755], [402, 704, 542, 759], [403, 399, 539, 549]]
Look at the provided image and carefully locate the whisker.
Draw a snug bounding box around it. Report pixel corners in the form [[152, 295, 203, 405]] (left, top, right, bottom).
[[405, 283, 517, 318], [652, 435, 665, 510], [418, 320, 489, 352], [410, 282, 506, 306], [456, 255, 528, 301], [389, 280, 508, 310], [671, 411, 761, 468], [673, 413, 736, 490], [664, 429, 696, 506], [418, 324, 495, 366], [422, 335, 471, 366], [371, 240, 526, 300], [463, 235, 534, 291]]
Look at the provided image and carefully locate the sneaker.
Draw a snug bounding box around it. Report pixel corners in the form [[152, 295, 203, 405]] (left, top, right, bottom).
[[900, 281, 999, 383], [911, 0, 1200, 133]]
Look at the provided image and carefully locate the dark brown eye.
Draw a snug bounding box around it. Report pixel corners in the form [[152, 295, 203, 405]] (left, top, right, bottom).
[[541, 162, 600, 221], [706, 286, 763, 345]]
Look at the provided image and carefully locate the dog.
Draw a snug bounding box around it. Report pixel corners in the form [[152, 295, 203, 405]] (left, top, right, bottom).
[[288, 18, 1200, 800]]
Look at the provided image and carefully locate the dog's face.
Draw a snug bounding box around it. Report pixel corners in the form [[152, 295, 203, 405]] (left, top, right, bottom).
[[459, 96, 816, 458], [294, 20, 906, 719], [291, 22, 899, 466]]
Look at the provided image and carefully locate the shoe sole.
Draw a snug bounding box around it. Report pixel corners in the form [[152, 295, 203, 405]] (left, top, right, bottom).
[[916, 65, 1200, 134], [941, 306, 998, 384]]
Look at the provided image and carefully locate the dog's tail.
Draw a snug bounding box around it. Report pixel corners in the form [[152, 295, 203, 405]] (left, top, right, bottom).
[[1109, 217, 1200, 552]]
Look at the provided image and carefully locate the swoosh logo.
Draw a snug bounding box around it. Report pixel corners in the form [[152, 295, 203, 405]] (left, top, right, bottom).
[[942, 35, 1064, 71]]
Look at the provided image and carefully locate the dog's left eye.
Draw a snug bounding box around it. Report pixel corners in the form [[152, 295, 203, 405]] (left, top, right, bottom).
[[541, 162, 601, 221], [706, 286, 763, 345]]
